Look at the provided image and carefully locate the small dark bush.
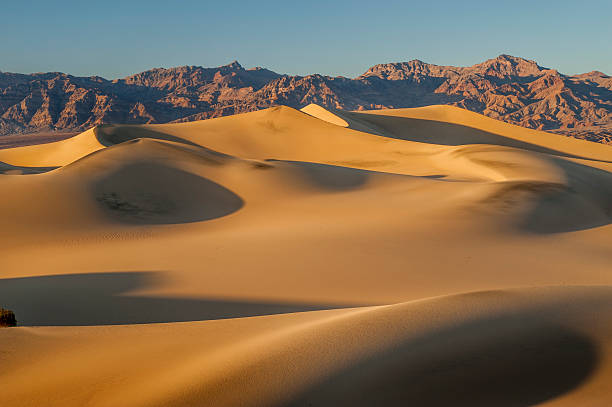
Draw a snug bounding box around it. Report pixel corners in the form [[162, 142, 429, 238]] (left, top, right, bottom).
[[0, 307, 17, 327]]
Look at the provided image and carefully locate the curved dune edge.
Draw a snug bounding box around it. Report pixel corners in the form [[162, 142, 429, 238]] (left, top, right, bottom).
[[1, 286, 612, 407], [356, 105, 612, 163], [0, 127, 105, 167], [1, 104, 612, 406], [300, 103, 349, 127]]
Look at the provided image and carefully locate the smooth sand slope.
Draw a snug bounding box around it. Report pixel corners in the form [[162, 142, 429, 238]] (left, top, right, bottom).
[[1, 104, 612, 406]]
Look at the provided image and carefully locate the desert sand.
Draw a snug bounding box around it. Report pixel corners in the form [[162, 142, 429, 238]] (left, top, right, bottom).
[[1, 104, 612, 406]]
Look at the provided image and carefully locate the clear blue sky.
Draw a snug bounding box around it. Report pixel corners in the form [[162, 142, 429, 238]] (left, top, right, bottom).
[[2, 0, 610, 79]]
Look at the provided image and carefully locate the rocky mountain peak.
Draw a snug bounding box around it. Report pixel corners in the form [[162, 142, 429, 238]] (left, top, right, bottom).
[[225, 60, 243, 69], [1, 56, 611, 143], [358, 59, 446, 81], [473, 54, 545, 78], [574, 70, 610, 79]]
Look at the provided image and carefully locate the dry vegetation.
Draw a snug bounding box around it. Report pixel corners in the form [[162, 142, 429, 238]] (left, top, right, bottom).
[[0, 307, 16, 327]]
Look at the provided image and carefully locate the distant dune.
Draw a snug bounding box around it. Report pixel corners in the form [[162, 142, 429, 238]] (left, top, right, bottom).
[[0, 131, 78, 150], [1, 104, 612, 406]]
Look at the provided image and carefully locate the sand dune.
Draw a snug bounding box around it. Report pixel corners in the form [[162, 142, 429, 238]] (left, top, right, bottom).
[[1, 104, 612, 406], [3, 287, 612, 406]]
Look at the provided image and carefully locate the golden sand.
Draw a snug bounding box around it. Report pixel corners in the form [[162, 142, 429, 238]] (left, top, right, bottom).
[[1, 104, 612, 406]]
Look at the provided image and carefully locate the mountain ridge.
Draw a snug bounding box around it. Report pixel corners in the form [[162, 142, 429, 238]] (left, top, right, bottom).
[[1, 55, 611, 143]]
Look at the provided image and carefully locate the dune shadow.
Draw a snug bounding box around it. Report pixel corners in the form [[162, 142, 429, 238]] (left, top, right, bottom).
[[521, 188, 612, 234], [94, 161, 243, 224], [0, 160, 59, 175], [0, 272, 355, 326], [347, 112, 612, 164], [271, 160, 370, 190], [529, 157, 612, 233], [501, 158, 612, 234], [286, 314, 598, 407], [94, 125, 203, 148]]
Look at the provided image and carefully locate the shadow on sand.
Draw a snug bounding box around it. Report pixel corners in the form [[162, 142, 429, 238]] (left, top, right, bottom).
[[94, 125, 203, 148], [0, 161, 59, 174], [481, 158, 612, 234], [269, 160, 371, 190], [0, 272, 355, 326], [345, 111, 612, 164], [94, 161, 244, 224], [286, 313, 598, 407]]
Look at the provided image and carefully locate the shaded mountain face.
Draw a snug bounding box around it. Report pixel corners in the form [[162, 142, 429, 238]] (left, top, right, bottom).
[[1, 55, 611, 143]]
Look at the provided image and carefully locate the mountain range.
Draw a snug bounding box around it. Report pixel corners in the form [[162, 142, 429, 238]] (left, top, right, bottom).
[[1, 55, 611, 143]]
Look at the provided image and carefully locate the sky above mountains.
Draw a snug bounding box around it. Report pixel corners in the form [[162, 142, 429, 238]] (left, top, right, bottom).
[[2, 0, 611, 79]]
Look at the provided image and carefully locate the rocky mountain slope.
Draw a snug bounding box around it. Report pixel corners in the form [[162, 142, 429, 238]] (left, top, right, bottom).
[[1, 55, 611, 143]]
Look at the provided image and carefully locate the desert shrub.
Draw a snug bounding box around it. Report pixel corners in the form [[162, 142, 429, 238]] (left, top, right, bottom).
[[0, 307, 16, 327]]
